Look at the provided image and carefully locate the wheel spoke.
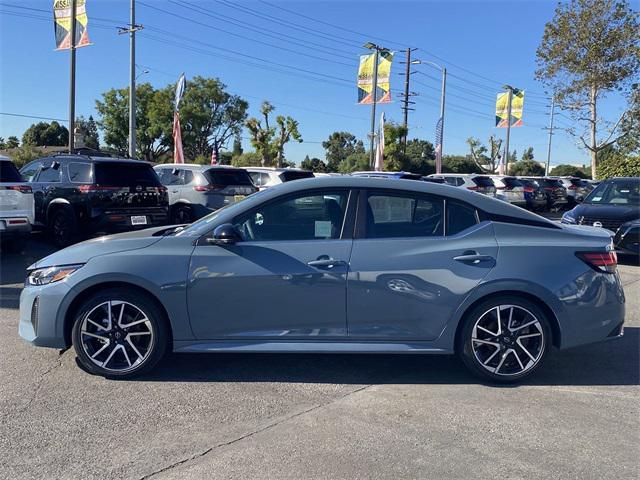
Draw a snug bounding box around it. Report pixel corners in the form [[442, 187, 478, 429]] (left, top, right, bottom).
[[90, 340, 111, 359], [516, 339, 538, 362], [508, 307, 514, 330], [120, 317, 149, 329], [495, 351, 508, 373], [477, 325, 499, 337], [127, 331, 151, 337], [121, 344, 132, 367], [107, 302, 113, 331], [495, 307, 502, 335], [126, 336, 145, 361], [101, 344, 120, 366], [472, 338, 499, 347], [510, 349, 525, 371], [482, 346, 500, 365], [87, 318, 108, 332], [82, 331, 109, 341], [511, 319, 537, 332], [116, 302, 126, 328]]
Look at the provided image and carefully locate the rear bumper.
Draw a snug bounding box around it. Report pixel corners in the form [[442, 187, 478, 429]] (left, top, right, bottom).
[[87, 207, 169, 233], [0, 216, 31, 236]]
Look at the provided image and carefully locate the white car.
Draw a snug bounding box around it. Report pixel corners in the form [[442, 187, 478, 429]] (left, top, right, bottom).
[[0, 156, 34, 244], [245, 167, 314, 190], [551, 177, 591, 205], [489, 175, 527, 207], [427, 173, 497, 197]]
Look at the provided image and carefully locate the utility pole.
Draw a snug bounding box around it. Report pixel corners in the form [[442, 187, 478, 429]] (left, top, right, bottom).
[[503, 85, 514, 175], [400, 48, 418, 152], [68, 0, 77, 153], [545, 94, 555, 176], [119, 1, 144, 159]]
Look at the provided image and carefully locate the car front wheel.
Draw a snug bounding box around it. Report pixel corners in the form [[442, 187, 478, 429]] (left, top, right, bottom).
[[458, 296, 551, 383], [72, 288, 168, 379]]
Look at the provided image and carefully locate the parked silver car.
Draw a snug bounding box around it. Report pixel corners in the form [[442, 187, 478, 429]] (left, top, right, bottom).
[[154, 164, 257, 223], [0, 155, 34, 245], [489, 175, 527, 208], [552, 177, 591, 205], [19, 177, 624, 383], [246, 167, 314, 190], [428, 173, 497, 197]]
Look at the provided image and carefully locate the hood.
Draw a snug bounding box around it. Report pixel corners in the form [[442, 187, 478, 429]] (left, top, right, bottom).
[[32, 226, 168, 269], [571, 203, 640, 223]]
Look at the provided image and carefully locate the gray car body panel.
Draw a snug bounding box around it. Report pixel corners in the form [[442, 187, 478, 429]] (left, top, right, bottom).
[[19, 177, 625, 354]]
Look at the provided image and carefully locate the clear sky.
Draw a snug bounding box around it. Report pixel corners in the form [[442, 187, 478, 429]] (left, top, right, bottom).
[[0, 0, 633, 166]]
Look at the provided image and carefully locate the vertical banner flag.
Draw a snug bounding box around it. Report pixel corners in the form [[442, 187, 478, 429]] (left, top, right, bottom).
[[435, 117, 443, 174], [374, 112, 385, 171], [357, 51, 394, 104], [173, 73, 186, 164], [53, 0, 91, 50], [495, 89, 525, 127], [210, 148, 218, 166]]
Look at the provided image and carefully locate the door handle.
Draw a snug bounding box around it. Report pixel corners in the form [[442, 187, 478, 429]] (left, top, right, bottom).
[[453, 251, 494, 265], [307, 258, 346, 269]]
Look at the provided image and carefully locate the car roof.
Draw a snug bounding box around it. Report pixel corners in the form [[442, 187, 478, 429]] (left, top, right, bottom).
[[428, 173, 484, 178], [39, 155, 153, 165], [245, 167, 310, 172], [232, 176, 556, 226], [154, 163, 245, 172]]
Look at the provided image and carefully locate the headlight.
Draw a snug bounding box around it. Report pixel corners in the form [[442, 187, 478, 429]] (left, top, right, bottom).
[[27, 264, 83, 286], [561, 212, 576, 224]]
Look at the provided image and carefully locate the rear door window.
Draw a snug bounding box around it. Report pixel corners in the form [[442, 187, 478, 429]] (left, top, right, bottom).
[[37, 162, 61, 183], [447, 202, 478, 235], [443, 177, 458, 186], [95, 162, 161, 187], [366, 192, 443, 239], [68, 162, 93, 183], [0, 161, 23, 182]]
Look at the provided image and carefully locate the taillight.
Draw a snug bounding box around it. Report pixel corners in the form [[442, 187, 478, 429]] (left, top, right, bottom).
[[568, 185, 578, 190], [193, 184, 224, 192], [467, 186, 478, 191], [576, 251, 618, 273], [77, 185, 121, 193], [524, 186, 534, 193], [6, 185, 32, 193]]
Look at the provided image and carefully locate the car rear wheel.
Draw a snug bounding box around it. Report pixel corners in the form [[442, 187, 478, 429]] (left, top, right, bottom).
[[171, 205, 193, 224], [72, 288, 169, 379], [50, 208, 78, 248], [457, 296, 551, 383]]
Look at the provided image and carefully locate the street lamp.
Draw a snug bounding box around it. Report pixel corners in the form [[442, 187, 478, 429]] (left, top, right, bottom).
[[418, 60, 447, 174], [363, 42, 388, 169]]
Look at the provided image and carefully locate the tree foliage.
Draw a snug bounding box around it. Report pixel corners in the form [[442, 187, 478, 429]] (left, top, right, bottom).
[[338, 152, 369, 173], [596, 154, 640, 178], [536, 0, 640, 178], [441, 155, 483, 174], [521, 147, 535, 161], [22, 121, 68, 147], [322, 131, 365, 172], [467, 136, 503, 173], [75, 116, 100, 150], [5, 136, 19, 149], [550, 164, 590, 178], [301, 155, 327, 172], [509, 160, 545, 176], [231, 151, 263, 167], [245, 101, 302, 167]]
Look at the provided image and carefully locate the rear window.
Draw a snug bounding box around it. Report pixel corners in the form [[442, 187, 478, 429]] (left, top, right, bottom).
[[0, 160, 23, 182], [279, 170, 314, 182], [472, 176, 495, 187], [398, 173, 423, 180], [95, 162, 161, 187], [541, 179, 563, 188], [205, 168, 253, 186], [68, 162, 93, 183], [502, 177, 523, 188]]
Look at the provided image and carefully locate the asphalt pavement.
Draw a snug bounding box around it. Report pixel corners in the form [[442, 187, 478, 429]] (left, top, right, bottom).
[[0, 234, 638, 480]]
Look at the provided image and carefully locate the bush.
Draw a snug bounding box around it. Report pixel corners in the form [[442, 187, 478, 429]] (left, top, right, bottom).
[[441, 155, 482, 174], [231, 152, 262, 167], [7, 146, 42, 168], [596, 154, 640, 179], [550, 164, 590, 178], [509, 160, 545, 176], [338, 152, 369, 173]]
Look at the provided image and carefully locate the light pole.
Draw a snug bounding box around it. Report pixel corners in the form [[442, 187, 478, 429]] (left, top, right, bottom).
[[363, 42, 387, 169], [419, 60, 447, 174], [68, 0, 77, 153]]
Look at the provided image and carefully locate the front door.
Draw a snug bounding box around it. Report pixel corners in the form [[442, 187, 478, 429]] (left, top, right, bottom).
[[347, 190, 498, 341], [187, 189, 354, 339]]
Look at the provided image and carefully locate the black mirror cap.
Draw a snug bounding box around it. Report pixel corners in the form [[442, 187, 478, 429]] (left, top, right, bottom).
[[209, 223, 240, 245]]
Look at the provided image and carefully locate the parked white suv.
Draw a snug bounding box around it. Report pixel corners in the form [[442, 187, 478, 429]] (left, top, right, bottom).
[[0, 156, 34, 244], [427, 173, 497, 197], [489, 175, 527, 207], [245, 167, 314, 190]]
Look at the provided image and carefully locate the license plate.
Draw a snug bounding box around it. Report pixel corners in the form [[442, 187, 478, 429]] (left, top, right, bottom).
[[131, 215, 147, 225], [234, 195, 246, 202]]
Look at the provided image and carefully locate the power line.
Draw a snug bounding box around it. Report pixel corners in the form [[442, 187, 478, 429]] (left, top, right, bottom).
[[1, 112, 68, 123]]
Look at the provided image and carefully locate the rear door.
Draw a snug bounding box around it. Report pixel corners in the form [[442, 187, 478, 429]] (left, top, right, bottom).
[[347, 190, 498, 341], [32, 159, 62, 223]]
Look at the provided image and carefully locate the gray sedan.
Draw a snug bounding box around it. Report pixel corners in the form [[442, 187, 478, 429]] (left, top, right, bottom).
[[19, 177, 625, 383]]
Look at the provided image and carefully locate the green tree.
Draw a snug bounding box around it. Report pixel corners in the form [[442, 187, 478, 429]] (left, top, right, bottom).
[[596, 154, 640, 178], [550, 164, 590, 178], [75, 115, 100, 150], [22, 121, 68, 147], [245, 101, 276, 166], [522, 147, 535, 161], [442, 155, 483, 174], [179, 76, 249, 161], [381, 122, 410, 171], [322, 131, 365, 172], [405, 138, 436, 175], [231, 151, 263, 167], [95, 83, 173, 161], [273, 114, 302, 167], [5, 136, 20, 149], [467, 136, 503, 173], [0, 137, 5, 149], [301, 155, 327, 172], [509, 160, 545, 176], [7, 145, 41, 168], [536, 0, 640, 178], [232, 137, 243, 156], [338, 152, 370, 173]]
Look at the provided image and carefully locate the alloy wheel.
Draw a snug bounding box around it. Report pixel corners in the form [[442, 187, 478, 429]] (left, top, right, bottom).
[[471, 305, 545, 377], [80, 300, 154, 373]]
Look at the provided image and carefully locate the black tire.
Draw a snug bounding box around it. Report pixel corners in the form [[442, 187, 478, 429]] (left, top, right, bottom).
[[50, 208, 78, 248], [171, 204, 194, 225], [457, 296, 552, 384], [71, 288, 169, 379]]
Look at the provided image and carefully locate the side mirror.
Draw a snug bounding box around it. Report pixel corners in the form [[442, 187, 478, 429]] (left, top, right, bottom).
[[207, 223, 241, 245]]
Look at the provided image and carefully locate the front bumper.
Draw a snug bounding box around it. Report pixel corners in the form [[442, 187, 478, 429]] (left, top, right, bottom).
[[19, 281, 70, 349]]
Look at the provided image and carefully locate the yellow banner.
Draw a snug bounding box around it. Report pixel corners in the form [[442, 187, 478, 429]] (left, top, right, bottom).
[[54, 0, 91, 50], [357, 51, 394, 105], [496, 89, 524, 127]]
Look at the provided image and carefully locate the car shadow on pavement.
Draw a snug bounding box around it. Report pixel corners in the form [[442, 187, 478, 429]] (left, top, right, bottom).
[[134, 327, 639, 387]]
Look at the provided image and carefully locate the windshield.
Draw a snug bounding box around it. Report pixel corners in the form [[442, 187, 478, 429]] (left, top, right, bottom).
[[584, 179, 640, 205], [0, 160, 23, 182]]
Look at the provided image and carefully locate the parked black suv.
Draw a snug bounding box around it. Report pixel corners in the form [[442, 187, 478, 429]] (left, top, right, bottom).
[[20, 155, 168, 247]]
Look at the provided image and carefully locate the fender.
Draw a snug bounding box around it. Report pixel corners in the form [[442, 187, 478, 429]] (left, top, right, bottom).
[[434, 278, 567, 350]]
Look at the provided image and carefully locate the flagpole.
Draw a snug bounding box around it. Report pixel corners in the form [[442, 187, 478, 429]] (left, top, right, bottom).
[[503, 85, 514, 175], [68, 0, 77, 153]]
